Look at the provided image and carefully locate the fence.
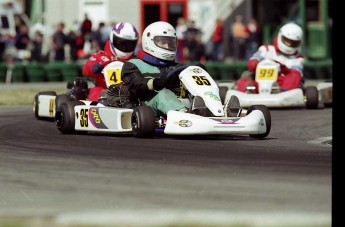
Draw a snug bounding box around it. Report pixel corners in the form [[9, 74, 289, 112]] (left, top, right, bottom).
[[0, 60, 332, 83]]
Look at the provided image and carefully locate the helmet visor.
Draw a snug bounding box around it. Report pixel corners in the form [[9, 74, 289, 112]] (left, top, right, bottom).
[[112, 34, 138, 53], [282, 35, 301, 48], [153, 36, 177, 51]]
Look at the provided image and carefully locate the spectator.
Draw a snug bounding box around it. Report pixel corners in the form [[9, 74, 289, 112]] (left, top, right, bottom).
[[30, 30, 44, 62], [14, 24, 30, 50], [81, 13, 92, 38], [232, 15, 247, 60], [210, 18, 224, 61], [184, 20, 203, 62], [100, 22, 111, 49], [14, 23, 31, 61], [175, 17, 188, 62], [0, 32, 6, 61], [66, 26, 78, 61], [90, 22, 107, 51], [245, 18, 261, 59], [194, 36, 206, 63], [51, 22, 68, 61], [66, 21, 83, 61]]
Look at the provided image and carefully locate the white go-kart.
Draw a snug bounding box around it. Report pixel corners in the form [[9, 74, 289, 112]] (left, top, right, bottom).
[[33, 61, 124, 120], [55, 63, 272, 139], [220, 59, 332, 109]]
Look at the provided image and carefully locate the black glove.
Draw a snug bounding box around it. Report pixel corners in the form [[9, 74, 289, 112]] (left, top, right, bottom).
[[92, 63, 104, 73], [153, 75, 169, 91], [166, 65, 188, 78]]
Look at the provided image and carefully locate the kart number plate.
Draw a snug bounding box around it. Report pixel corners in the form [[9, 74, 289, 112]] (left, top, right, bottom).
[[105, 68, 122, 86], [256, 67, 278, 81]]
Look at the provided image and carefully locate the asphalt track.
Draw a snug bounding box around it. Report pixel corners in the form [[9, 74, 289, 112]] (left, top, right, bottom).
[[0, 105, 332, 226]]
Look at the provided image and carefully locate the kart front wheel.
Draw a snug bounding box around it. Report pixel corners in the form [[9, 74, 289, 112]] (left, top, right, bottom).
[[247, 105, 271, 139], [55, 100, 83, 134], [305, 86, 319, 109], [33, 91, 57, 119], [131, 106, 156, 138]]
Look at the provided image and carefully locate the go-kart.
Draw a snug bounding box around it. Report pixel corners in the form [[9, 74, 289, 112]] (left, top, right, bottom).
[[220, 59, 331, 109], [33, 78, 89, 120], [316, 80, 332, 108], [33, 61, 124, 120], [55, 64, 272, 139]]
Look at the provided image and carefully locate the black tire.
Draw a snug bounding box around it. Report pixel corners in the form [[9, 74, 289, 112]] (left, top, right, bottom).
[[131, 106, 156, 138], [247, 105, 271, 139], [55, 100, 83, 134], [55, 93, 72, 112], [33, 91, 57, 119], [305, 86, 319, 109], [218, 86, 228, 104]]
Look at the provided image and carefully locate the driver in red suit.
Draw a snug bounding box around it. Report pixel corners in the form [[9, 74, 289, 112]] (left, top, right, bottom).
[[236, 22, 304, 93], [82, 22, 139, 101]]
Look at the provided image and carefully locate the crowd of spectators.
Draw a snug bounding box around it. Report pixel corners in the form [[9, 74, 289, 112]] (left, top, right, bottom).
[[230, 15, 262, 60], [175, 15, 262, 63], [0, 14, 262, 64], [0, 14, 115, 64]]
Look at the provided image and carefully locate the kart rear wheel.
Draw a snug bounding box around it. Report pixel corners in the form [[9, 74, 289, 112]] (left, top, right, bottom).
[[305, 86, 319, 109], [55, 100, 83, 134], [218, 86, 228, 104], [131, 106, 156, 138], [33, 91, 57, 119], [247, 105, 271, 139], [55, 94, 72, 112]]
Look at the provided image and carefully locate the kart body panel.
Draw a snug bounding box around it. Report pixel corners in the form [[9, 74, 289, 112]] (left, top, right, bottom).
[[164, 109, 267, 135], [37, 94, 56, 118], [179, 66, 224, 116], [73, 102, 133, 133], [317, 81, 333, 106], [224, 88, 305, 108]]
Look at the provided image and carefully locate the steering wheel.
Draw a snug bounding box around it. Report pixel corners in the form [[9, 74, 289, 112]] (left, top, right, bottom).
[[166, 65, 189, 78]]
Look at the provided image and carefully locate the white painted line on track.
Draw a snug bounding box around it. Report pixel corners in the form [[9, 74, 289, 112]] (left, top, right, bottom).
[[307, 136, 332, 147], [55, 210, 331, 227]]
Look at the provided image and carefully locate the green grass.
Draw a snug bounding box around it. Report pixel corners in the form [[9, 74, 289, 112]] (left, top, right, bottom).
[[0, 88, 66, 106], [0, 217, 331, 227]]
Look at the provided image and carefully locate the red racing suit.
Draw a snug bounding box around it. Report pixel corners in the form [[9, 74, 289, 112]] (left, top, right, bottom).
[[82, 40, 132, 101], [236, 37, 304, 93]]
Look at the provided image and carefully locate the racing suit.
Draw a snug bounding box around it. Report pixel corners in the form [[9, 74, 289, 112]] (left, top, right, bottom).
[[236, 37, 304, 92], [82, 40, 132, 101], [121, 49, 186, 116]]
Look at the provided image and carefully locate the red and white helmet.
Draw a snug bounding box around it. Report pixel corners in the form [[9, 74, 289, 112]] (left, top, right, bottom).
[[277, 22, 303, 55], [142, 21, 177, 61], [109, 22, 139, 59]]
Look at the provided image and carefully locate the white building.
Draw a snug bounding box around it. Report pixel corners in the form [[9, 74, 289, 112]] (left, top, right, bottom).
[[31, 0, 244, 43]]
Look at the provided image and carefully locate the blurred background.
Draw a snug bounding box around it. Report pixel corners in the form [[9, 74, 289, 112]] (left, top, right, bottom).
[[0, 0, 332, 83]]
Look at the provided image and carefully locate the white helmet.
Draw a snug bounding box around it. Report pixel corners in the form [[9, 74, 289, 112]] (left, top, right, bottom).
[[277, 22, 303, 55], [109, 22, 139, 59], [142, 21, 177, 61]]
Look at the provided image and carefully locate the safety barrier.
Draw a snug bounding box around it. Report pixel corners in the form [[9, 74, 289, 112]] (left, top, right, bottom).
[[0, 62, 82, 83], [0, 59, 332, 83], [204, 59, 332, 81]]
